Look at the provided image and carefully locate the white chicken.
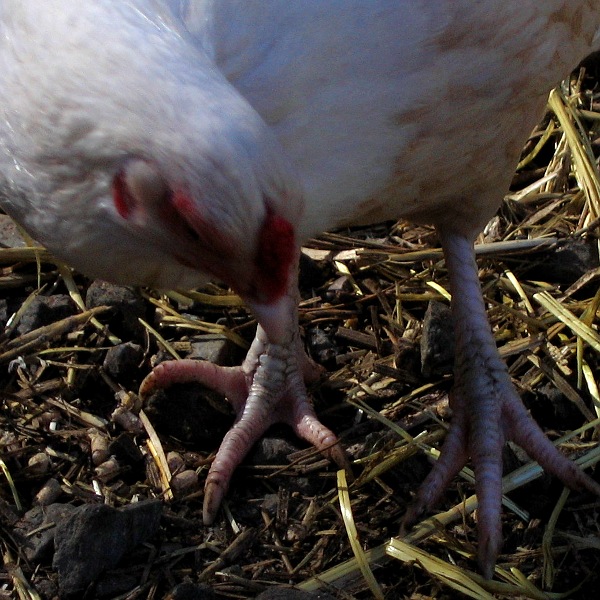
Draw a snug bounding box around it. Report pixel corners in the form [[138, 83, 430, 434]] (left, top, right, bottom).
[[1, 1, 599, 576]]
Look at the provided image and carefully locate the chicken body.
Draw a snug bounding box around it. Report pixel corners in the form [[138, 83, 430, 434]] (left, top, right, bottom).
[[197, 1, 599, 239], [1, 0, 599, 576]]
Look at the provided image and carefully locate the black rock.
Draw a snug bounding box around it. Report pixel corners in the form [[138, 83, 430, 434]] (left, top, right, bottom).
[[298, 251, 332, 291], [94, 572, 140, 598], [108, 432, 144, 464], [420, 300, 454, 377], [103, 341, 144, 382], [519, 237, 599, 287], [14, 503, 77, 562], [86, 280, 147, 340], [53, 499, 162, 598], [15, 294, 76, 336], [166, 581, 216, 600], [306, 327, 339, 366], [188, 333, 241, 366], [249, 436, 299, 465]]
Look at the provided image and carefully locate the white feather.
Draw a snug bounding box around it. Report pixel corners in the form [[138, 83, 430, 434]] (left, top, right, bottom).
[[0, 1, 598, 288]]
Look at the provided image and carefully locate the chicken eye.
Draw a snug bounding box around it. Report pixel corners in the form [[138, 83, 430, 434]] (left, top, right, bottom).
[[112, 159, 170, 224]]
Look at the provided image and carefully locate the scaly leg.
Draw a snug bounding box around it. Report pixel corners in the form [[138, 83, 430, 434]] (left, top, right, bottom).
[[405, 227, 600, 577], [139, 280, 350, 524]]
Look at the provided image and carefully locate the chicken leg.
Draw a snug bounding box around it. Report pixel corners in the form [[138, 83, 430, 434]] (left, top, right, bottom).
[[404, 226, 600, 577], [139, 273, 350, 524]]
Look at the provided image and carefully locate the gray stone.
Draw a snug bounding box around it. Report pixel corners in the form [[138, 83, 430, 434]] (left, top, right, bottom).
[[53, 499, 162, 598]]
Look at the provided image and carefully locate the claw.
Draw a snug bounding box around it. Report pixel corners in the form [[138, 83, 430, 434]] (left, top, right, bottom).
[[140, 317, 351, 525]]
